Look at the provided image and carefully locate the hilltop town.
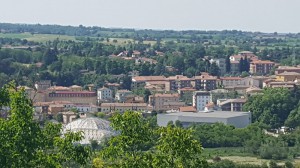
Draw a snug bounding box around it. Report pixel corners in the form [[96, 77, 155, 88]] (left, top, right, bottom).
[[2, 23, 300, 167]]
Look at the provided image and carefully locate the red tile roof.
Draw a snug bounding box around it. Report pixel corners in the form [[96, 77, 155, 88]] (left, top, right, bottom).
[[251, 60, 275, 64]]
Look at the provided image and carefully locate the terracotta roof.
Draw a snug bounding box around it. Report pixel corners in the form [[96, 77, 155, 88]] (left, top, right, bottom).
[[98, 87, 111, 91], [167, 75, 191, 81], [220, 77, 242, 80], [194, 75, 218, 80], [146, 81, 167, 85], [277, 66, 300, 70], [179, 106, 196, 112], [52, 101, 73, 104], [70, 85, 82, 88], [54, 91, 96, 94], [277, 71, 300, 76], [251, 60, 275, 64], [132, 76, 166, 82], [268, 81, 295, 85], [101, 103, 147, 107], [48, 86, 70, 91], [150, 93, 180, 98]]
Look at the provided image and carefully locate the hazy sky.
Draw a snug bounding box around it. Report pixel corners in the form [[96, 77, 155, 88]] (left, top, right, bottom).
[[1, 0, 299, 33]]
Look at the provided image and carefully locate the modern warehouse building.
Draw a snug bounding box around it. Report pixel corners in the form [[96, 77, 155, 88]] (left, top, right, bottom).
[[157, 110, 251, 128]]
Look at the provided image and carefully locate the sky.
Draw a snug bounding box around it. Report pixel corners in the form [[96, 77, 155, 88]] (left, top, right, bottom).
[[0, 0, 299, 33]]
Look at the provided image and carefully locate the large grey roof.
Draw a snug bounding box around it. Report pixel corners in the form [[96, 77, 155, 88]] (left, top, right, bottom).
[[163, 111, 250, 119]]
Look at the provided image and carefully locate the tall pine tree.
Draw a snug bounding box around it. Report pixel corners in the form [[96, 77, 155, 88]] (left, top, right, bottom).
[[225, 55, 231, 73]]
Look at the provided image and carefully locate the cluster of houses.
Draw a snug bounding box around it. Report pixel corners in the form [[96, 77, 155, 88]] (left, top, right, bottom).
[[10, 51, 300, 128]]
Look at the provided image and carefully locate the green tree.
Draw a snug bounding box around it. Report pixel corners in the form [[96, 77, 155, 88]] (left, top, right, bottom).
[[100, 111, 153, 167], [243, 88, 297, 128], [209, 62, 220, 76], [239, 57, 244, 73], [285, 101, 300, 128], [43, 47, 58, 66], [0, 83, 91, 167], [225, 55, 231, 73], [153, 125, 208, 168]]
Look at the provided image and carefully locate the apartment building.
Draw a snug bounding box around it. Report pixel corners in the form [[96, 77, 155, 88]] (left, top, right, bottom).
[[97, 87, 113, 102], [115, 90, 133, 102], [193, 74, 218, 91], [46, 91, 97, 105], [131, 76, 166, 89], [219, 77, 243, 87], [250, 60, 275, 75], [218, 98, 247, 112], [275, 66, 300, 75], [165, 75, 192, 91], [193, 91, 211, 112], [69, 85, 83, 91], [230, 51, 259, 62], [149, 93, 184, 111], [276, 71, 300, 82]]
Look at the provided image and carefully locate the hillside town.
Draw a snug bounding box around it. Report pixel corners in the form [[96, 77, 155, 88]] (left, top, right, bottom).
[[9, 51, 299, 131]]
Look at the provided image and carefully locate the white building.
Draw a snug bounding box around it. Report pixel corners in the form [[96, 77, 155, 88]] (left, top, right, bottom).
[[72, 104, 98, 113], [193, 91, 211, 112], [157, 111, 251, 128], [115, 90, 133, 102], [97, 87, 112, 102], [63, 117, 116, 144]]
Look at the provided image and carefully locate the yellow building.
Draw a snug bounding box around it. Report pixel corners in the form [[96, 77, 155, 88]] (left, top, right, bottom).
[[276, 71, 300, 82]]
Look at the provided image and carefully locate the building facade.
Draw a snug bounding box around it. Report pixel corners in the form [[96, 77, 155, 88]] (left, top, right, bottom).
[[115, 90, 133, 102], [193, 91, 211, 112], [250, 60, 275, 75], [149, 93, 183, 111], [100, 103, 148, 113], [97, 87, 112, 101]]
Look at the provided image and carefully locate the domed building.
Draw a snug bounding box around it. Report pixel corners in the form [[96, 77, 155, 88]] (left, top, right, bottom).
[[63, 117, 115, 144]]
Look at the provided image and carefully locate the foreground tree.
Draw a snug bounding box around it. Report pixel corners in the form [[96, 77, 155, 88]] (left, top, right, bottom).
[[96, 111, 207, 168], [0, 83, 91, 167], [153, 125, 208, 168], [243, 87, 297, 128], [100, 111, 153, 167]]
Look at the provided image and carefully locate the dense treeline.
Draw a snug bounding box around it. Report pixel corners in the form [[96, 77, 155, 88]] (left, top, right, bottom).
[[1, 23, 300, 89], [243, 87, 300, 128], [192, 122, 300, 160], [0, 83, 91, 167]]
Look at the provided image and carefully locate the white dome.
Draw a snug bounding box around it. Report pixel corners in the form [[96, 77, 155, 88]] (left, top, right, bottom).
[[63, 117, 115, 144]]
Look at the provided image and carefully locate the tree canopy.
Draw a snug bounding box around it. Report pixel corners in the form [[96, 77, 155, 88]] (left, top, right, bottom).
[[0, 83, 91, 167], [96, 111, 208, 168]]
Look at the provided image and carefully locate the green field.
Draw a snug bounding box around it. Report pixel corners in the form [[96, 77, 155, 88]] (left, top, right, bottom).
[[203, 147, 300, 166], [0, 33, 76, 42]]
